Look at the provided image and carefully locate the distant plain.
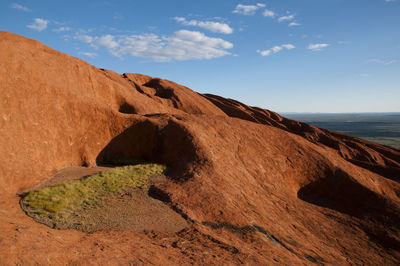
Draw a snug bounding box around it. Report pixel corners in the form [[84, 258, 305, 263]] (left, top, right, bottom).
[[283, 113, 400, 150]]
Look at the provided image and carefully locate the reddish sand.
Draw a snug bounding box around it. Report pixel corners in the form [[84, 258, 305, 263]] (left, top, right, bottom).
[[1, 31, 400, 265]]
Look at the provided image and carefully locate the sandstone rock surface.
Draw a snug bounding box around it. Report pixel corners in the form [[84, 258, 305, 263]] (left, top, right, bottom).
[[1, 31, 400, 265]]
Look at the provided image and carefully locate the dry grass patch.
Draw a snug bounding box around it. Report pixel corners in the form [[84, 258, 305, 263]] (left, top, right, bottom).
[[21, 164, 167, 222]]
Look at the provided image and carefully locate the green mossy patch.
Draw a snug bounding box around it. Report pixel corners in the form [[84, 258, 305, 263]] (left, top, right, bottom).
[[21, 164, 167, 222]]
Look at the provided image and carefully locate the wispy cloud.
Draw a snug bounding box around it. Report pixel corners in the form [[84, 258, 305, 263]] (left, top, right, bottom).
[[53, 27, 71, 32], [262, 9, 275, 18], [289, 22, 300, 27], [233, 3, 265, 15], [78, 52, 97, 59], [368, 59, 397, 65], [278, 15, 294, 22], [27, 18, 49, 32], [10, 3, 30, 12], [257, 44, 295, 56], [75, 30, 233, 62], [281, 44, 295, 50], [308, 43, 330, 51], [234, 4, 300, 27], [74, 35, 94, 43], [385, 0, 396, 2], [257, 49, 271, 56], [75, 34, 118, 49], [174, 17, 233, 34], [271, 46, 283, 53]]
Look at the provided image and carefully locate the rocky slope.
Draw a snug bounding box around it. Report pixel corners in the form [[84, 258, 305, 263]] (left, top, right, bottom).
[[1, 31, 400, 265]]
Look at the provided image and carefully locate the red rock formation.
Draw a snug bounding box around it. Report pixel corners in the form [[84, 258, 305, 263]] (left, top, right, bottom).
[[1, 31, 400, 265]]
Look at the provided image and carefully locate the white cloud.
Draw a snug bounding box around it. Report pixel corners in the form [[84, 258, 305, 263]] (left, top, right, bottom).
[[262, 9, 275, 18], [53, 27, 71, 32], [278, 15, 294, 22], [271, 46, 283, 53], [385, 0, 396, 2], [308, 43, 330, 51], [74, 34, 118, 49], [75, 30, 233, 62], [281, 44, 295, 50], [174, 17, 185, 23], [289, 22, 300, 27], [10, 3, 30, 12], [233, 3, 265, 15], [74, 35, 94, 43], [174, 17, 233, 34], [257, 43, 295, 56], [97, 34, 119, 49], [384, 60, 396, 65], [78, 52, 97, 59], [368, 59, 397, 65], [256, 49, 271, 56], [27, 18, 49, 32]]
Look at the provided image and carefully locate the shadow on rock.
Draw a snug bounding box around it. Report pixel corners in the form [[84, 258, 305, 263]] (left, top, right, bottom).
[[298, 168, 400, 252], [96, 118, 200, 181]]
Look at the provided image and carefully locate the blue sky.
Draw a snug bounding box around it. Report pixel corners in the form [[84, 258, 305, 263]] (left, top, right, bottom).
[[1, 0, 399, 112]]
